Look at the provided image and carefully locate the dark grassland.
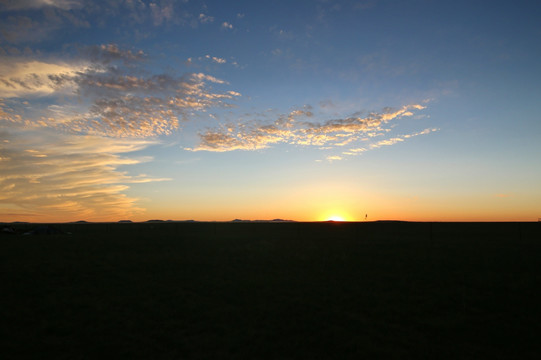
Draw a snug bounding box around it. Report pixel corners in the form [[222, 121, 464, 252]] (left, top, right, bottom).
[[2, 222, 541, 359]]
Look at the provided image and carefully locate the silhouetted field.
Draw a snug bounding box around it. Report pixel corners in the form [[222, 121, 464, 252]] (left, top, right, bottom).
[[2, 222, 541, 359]]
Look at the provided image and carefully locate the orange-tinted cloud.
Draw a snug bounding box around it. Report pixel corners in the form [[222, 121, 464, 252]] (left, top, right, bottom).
[[1, 44, 240, 138], [187, 105, 429, 153], [0, 129, 168, 222]]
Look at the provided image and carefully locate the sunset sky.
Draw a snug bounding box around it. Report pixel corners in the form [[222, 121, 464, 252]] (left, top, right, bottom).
[[1, 0, 540, 222]]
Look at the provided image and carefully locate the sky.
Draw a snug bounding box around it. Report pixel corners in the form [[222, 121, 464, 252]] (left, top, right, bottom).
[[1, 0, 540, 222]]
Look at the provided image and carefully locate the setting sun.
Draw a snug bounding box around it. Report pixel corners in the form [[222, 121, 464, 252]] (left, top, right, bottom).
[[0, 0, 539, 224], [318, 208, 353, 222], [327, 215, 346, 222]]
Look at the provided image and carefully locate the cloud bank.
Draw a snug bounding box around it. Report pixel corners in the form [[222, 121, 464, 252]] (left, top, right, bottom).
[[0, 43, 240, 220]]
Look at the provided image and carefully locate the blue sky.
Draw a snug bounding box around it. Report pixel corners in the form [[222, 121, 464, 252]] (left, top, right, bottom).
[[1, 0, 540, 222]]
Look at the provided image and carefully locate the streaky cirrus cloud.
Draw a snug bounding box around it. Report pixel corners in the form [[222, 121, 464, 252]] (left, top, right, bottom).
[[187, 104, 428, 153], [341, 128, 439, 156], [0, 129, 168, 222]]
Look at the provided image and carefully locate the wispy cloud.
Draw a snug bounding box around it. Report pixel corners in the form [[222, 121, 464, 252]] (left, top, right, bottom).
[[1, 44, 240, 137], [187, 54, 229, 66], [199, 13, 214, 24], [0, 15, 59, 43], [338, 128, 438, 159], [0, 1, 89, 43], [83, 43, 146, 65], [0, 42, 243, 219], [0, 1, 216, 45], [187, 104, 429, 153], [205, 54, 226, 64], [149, 1, 174, 26], [0, 129, 168, 221], [0, 0, 83, 11], [221, 21, 233, 30], [326, 155, 342, 162]]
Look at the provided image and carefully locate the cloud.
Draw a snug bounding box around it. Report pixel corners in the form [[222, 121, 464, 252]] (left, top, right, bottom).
[[187, 105, 428, 152], [188, 54, 229, 66], [83, 43, 146, 65], [149, 1, 174, 26], [0, 57, 87, 97], [345, 128, 438, 154], [369, 137, 404, 149], [326, 155, 342, 162], [0, 2, 89, 43], [0, 15, 59, 43], [221, 22, 233, 30], [1, 44, 241, 137], [205, 54, 226, 64], [44, 71, 240, 137], [0, 129, 168, 222], [0, 1, 203, 45], [199, 13, 214, 23], [0, 0, 83, 11]]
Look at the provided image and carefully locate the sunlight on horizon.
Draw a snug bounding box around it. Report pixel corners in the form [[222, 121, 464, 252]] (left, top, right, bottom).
[[326, 215, 346, 222], [1, 1, 540, 223]]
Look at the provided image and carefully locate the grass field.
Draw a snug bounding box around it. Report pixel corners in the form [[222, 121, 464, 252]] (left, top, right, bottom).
[[2, 222, 541, 359]]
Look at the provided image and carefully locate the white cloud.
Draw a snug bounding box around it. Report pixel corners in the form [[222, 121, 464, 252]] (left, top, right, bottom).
[[188, 105, 427, 152], [205, 54, 226, 64], [0, 58, 88, 98], [356, 128, 438, 152], [221, 21, 233, 29], [326, 155, 342, 162]]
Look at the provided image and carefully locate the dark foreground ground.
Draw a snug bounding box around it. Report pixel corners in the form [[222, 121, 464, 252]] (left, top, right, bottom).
[[2, 221, 541, 359]]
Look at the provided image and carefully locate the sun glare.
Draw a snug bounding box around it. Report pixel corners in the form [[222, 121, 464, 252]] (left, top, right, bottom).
[[327, 215, 346, 222]]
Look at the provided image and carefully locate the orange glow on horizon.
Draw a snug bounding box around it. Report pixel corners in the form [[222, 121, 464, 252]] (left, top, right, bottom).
[[326, 215, 346, 222]]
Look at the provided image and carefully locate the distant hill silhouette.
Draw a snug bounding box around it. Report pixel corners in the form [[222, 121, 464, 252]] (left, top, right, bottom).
[[231, 219, 295, 223]]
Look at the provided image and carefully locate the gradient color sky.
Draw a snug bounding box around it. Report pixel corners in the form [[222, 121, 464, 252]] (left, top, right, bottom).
[[1, 0, 540, 222]]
